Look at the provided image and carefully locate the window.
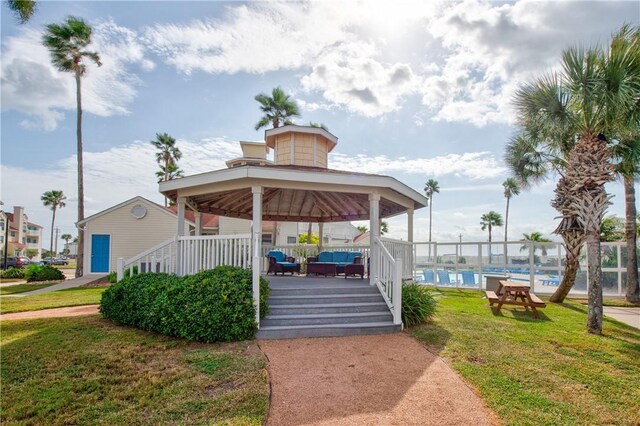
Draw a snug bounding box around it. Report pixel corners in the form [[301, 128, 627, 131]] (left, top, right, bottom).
[[261, 233, 273, 245], [287, 236, 297, 244], [10, 231, 16, 237], [0, 220, 4, 230]]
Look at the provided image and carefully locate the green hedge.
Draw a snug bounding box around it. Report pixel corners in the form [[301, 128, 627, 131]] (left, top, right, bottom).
[[0, 268, 25, 279], [24, 265, 65, 282], [100, 266, 270, 342], [402, 283, 438, 327]]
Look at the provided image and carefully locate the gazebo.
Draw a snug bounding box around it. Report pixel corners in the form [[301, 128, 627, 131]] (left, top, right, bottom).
[[150, 125, 427, 328]]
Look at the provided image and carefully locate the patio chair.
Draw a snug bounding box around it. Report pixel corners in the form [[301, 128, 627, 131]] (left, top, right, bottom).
[[266, 250, 301, 276], [422, 270, 435, 284], [437, 270, 451, 285], [461, 271, 476, 286]]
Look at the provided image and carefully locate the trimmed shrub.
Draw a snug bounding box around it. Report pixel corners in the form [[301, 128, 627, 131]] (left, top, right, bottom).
[[24, 265, 65, 282], [100, 266, 270, 342], [402, 283, 437, 327], [1, 268, 25, 279], [106, 271, 117, 283]]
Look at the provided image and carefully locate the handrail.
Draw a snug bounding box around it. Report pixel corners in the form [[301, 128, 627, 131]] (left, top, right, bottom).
[[125, 237, 175, 265], [374, 236, 402, 326], [180, 234, 251, 241]]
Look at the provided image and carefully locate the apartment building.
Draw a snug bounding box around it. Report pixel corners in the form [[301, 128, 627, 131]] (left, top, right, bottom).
[[0, 206, 43, 260]]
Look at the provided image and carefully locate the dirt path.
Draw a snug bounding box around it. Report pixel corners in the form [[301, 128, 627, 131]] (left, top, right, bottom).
[[0, 305, 99, 321], [260, 333, 498, 426]]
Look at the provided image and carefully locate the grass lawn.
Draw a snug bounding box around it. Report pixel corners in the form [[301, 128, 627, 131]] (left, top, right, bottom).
[[0, 287, 106, 314], [568, 297, 640, 308], [411, 289, 640, 426], [0, 283, 58, 295], [1, 316, 268, 425]]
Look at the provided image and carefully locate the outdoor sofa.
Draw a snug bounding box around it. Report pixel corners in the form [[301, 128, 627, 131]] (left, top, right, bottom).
[[266, 250, 301, 275], [306, 251, 363, 277]]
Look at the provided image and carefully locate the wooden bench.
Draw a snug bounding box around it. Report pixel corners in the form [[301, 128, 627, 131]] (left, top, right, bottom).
[[485, 291, 499, 303], [528, 293, 546, 307]]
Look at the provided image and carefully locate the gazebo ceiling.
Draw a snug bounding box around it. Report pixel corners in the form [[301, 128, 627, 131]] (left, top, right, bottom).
[[160, 165, 427, 223], [183, 187, 405, 222]]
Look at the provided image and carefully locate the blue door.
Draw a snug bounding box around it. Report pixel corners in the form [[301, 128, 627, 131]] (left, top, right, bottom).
[[91, 234, 110, 273]]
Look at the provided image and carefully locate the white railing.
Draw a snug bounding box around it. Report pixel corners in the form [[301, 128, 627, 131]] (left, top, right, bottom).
[[178, 234, 252, 276], [117, 238, 177, 281], [117, 234, 252, 281], [412, 240, 638, 297], [380, 237, 413, 279], [373, 237, 402, 326]]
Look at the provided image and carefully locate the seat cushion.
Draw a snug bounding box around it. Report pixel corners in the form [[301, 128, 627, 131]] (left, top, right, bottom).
[[267, 250, 286, 262], [333, 251, 349, 263], [317, 252, 334, 262], [346, 252, 361, 263], [278, 262, 298, 267]]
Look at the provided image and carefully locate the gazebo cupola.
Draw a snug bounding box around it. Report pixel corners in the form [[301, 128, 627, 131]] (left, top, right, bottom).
[[265, 125, 338, 168]]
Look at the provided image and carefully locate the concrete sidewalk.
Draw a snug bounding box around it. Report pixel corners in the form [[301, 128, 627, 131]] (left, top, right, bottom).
[[603, 306, 640, 329], [5, 274, 107, 297], [0, 305, 100, 321]]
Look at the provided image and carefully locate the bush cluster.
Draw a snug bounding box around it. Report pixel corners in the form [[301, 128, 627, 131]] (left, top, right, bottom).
[[0, 268, 25, 279], [402, 283, 438, 327], [100, 266, 270, 342], [24, 265, 65, 282], [106, 265, 139, 283]]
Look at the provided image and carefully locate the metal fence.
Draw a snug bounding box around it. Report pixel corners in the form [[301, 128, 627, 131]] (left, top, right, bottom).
[[412, 241, 638, 297]]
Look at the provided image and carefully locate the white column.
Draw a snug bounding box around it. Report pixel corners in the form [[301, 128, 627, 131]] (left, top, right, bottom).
[[176, 197, 186, 276], [252, 186, 263, 325], [407, 208, 414, 243], [369, 193, 380, 286], [177, 197, 186, 237], [194, 212, 202, 236]]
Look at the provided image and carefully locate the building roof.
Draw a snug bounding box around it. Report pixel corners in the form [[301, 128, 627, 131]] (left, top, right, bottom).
[[159, 164, 427, 223], [165, 206, 219, 228], [264, 124, 339, 152], [27, 222, 43, 229]]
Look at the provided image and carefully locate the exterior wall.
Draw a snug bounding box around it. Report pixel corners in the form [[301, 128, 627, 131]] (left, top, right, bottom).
[[316, 139, 328, 168], [293, 133, 315, 167], [275, 134, 292, 165], [218, 216, 252, 234], [0, 208, 42, 259], [272, 221, 359, 245], [83, 199, 178, 273], [241, 143, 267, 159]]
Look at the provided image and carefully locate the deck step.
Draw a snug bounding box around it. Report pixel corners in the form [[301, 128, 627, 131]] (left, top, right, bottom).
[[262, 312, 393, 326], [269, 286, 379, 296], [256, 321, 401, 339], [268, 294, 382, 305], [268, 302, 388, 315]]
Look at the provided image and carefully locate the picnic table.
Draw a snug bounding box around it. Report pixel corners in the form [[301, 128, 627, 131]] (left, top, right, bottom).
[[485, 280, 546, 319]]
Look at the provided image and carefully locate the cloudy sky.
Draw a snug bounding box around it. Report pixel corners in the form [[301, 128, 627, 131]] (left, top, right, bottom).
[[1, 0, 638, 249]]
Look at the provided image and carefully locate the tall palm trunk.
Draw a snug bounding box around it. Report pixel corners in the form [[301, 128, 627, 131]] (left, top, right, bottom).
[[504, 196, 510, 242], [164, 157, 169, 207], [624, 175, 639, 302], [586, 231, 603, 333], [550, 229, 584, 302], [428, 196, 433, 242], [75, 71, 84, 278], [49, 207, 56, 258]]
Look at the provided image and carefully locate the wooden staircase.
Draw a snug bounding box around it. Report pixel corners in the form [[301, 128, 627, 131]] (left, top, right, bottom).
[[256, 276, 401, 339]]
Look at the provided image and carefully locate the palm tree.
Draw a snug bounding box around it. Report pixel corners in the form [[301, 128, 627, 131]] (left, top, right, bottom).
[[155, 162, 184, 183], [520, 232, 552, 257], [424, 179, 440, 242], [309, 122, 329, 131], [7, 0, 36, 23], [502, 178, 520, 242], [41, 190, 66, 260], [43, 16, 101, 278], [380, 221, 389, 236], [356, 225, 368, 233], [254, 87, 300, 130], [480, 211, 503, 243], [511, 27, 640, 333], [151, 132, 182, 206], [60, 233, 72, 254]]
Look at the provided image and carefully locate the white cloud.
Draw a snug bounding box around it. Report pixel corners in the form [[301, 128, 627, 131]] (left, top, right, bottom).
[[329, 151, 506, 179], [1, 137, 241, 248], [1, 19, 153, 130], [138, 0, 638, 125]]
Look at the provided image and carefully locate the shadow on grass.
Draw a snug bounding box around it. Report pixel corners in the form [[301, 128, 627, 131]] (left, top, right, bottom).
[[490, 307, 552, 322], [408, 321, 452, 355]]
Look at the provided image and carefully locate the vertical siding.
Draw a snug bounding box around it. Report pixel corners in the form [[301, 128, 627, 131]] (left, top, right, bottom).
[[218, 216, 252, 234], [83, 199, 177, 273]]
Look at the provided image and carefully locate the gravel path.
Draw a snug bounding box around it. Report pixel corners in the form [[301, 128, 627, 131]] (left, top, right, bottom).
[[0, 305, 100, 321], [260, 333, 498, 426]]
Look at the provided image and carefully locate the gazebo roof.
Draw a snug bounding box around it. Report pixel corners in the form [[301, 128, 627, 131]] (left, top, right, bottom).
[[159, 164, 427, 222]]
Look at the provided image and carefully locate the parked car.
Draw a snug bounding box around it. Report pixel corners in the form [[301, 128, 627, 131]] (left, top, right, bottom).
[[0, 256, 29, 269], [53, 258, 69, 265]]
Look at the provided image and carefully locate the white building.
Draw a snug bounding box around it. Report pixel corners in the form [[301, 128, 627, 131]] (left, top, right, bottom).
[[0, 206, 43, 260]]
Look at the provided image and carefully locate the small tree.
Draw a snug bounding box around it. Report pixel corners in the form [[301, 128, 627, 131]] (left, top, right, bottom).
[[298, 233, 319, 245], [254, 87, 300, 130], [356, 225, 368, 233], [424, 179, 440, 242], [25, 248, 38, 259], [481, 211, 503, 263], [380, 221, 389, 236], [41, 190, 66, 261]]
